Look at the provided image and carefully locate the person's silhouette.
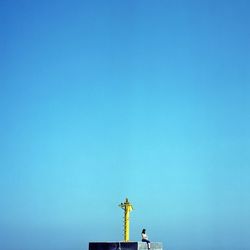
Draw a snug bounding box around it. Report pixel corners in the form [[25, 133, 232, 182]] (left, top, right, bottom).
[[141, 229, 150, 249]]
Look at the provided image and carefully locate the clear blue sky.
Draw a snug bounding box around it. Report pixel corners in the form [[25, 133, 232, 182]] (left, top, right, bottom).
[[0, 1, 249, 250]]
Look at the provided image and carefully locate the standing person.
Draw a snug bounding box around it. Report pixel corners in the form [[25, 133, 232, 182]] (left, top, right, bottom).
[[141, 228, 150, 249]]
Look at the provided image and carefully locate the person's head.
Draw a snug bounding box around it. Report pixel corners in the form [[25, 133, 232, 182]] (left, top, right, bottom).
[[142, 229, 146, 234]]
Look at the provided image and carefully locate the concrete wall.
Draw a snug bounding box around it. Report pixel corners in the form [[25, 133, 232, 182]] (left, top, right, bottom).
[[89, 242, 163, 250]]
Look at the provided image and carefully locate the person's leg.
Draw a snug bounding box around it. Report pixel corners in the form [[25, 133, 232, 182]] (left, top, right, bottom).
[[147, 240, 150, 249], [142, 239, 150, 249]]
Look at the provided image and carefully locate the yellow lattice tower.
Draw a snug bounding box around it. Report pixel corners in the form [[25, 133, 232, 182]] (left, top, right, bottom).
[[119, 198, 133, 242]]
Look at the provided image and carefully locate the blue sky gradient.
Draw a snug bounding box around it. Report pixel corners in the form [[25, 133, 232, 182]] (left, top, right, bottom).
[[0, 1, 250, 250]]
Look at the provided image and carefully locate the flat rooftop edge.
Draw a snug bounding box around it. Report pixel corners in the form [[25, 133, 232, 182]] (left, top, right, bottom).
[[89, 242, 162, 243]]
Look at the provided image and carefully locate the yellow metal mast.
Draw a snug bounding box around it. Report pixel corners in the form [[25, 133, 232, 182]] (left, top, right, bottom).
[[119, 198, 133, 242]]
